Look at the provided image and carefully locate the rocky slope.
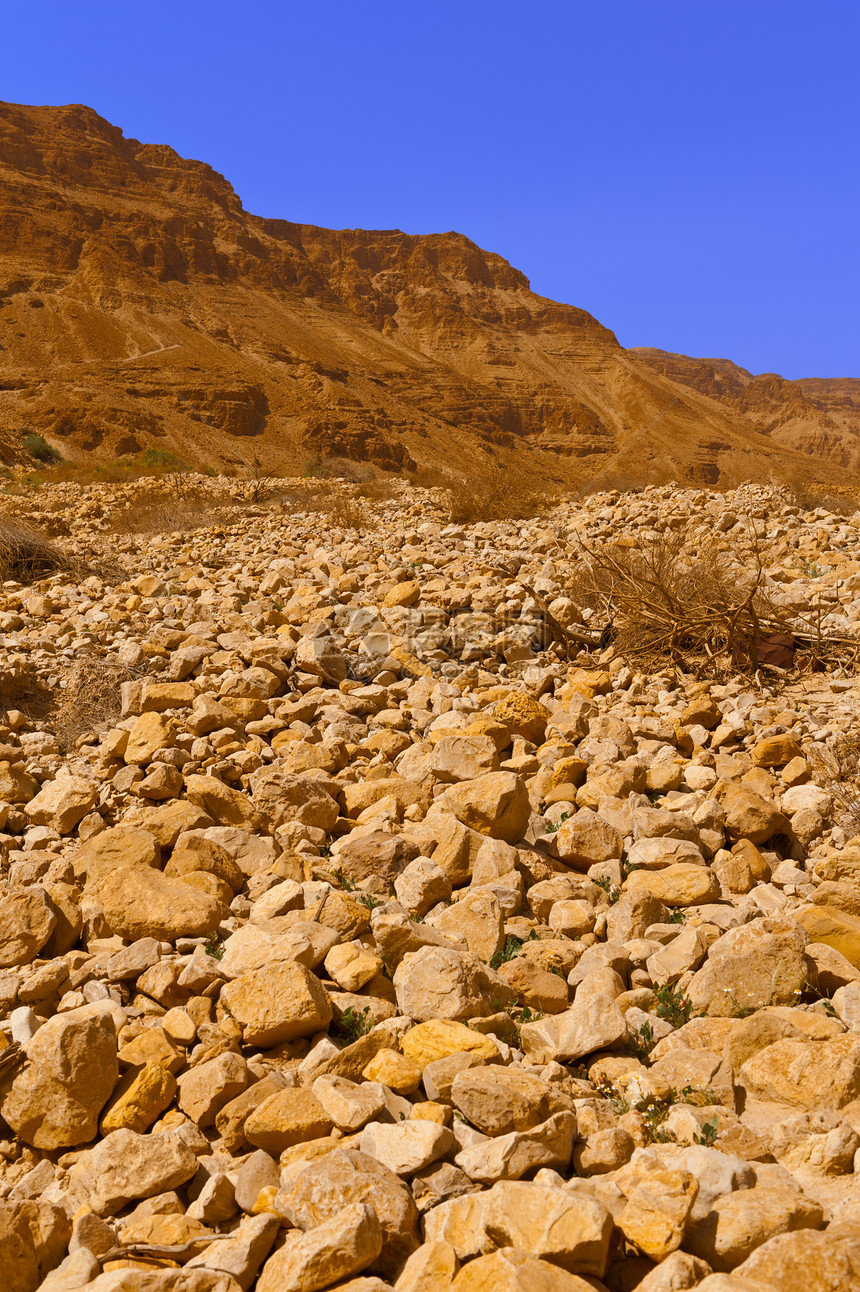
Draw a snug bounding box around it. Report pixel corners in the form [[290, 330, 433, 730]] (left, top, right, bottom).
[[2, 479, 860, 1289], [0, 101, 855, 488]]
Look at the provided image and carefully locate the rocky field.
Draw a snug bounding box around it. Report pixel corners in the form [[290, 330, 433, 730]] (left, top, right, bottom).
[[3, 477, 860, 1292]]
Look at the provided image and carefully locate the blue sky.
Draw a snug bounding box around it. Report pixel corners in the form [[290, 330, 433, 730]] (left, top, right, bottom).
[[4, 0, 858, 378]]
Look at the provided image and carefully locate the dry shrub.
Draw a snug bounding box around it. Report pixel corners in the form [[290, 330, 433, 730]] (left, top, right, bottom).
[[0, 660, 54, 721], [0, 520, 72, 583], [807, 741, 860, 837], [443, 463, 556, 524], [51, 658, 149, 748], [575, 529, 790, 673], [106, 482, 224, 535], [327, 496, 374, 531], [788, 481, 859, 517]]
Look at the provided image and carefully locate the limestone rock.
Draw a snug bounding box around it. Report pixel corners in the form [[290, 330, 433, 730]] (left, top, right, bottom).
[[393, 946, 512, 1021], [519, 993, 628, 1064], [450, 1067, 571, 1136], [274, 1148, 420, 1274], [25, 775, 96, 833], [220, 960, 333, 1046], [424, 1180, 613, 1277], [67, 1127, 198, 1215], [99, 865, 226, 940], [618, 1168, 699, 1260], [0, 887, 57, 968], [685, 1185, 823, 1271], [244, 1087, 333, 1154], [441, 772, 531, 843], [740, 1035, 860, 1109], [1, 1004, 119, 1149]]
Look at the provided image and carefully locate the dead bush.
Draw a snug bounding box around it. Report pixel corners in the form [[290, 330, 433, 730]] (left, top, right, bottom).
[[105, 482, 224, 534], [0, 660, 54, 721], [574, 529, 794, 673], [788, 481, 858, 517], [51, 658, 149, 748], [443, 464, 556, 524], [0, 520, 73, 583]]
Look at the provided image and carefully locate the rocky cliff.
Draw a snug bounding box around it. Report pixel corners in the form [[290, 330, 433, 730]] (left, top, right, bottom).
[[0, 101, 855, 486]]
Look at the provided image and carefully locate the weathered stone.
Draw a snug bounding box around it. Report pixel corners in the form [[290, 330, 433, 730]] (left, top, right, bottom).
[[428, 888, 505, 960], [552, 808, 623, 871], [0, 887, 57, 967], [720, 784, 788, 844], [685, 1185, 823, 1271], [177, 1051, 249, 1127], [124, 712, 175, 765], [99, 865, 225, 940], [729, 1227, 860, 1292], [186, 1214, 280, 1291], [393, 946, 512, 1021], [450, 1249, 595, 1291], [100, 1061, 177, 1134], [423, 1180, 612, 1277], [625, 863, 720, 907], [617, 1169, 699, 1261], [1, 1004, 119, 1149], [220, 961, 332, 1047], [25, 776, 96, 833], [274, 1148, 420, 1274], [401, 1019, 500, 1070], [312, 1075, 387, 1131], [244, 1087, 333, 1154], [454, 1111, 576, 1183], [450, 1067, 570, 1136], [441, 772, 531, 843], [519, 993, 628, 1064], [67, 1127, 198, 1215], [75, 826, 162, 889], [359, 1119, 456, 1175], [740, 1034, 860, 1109], [0, 1200, 71, 1292], [688, 918, 809, 1016]]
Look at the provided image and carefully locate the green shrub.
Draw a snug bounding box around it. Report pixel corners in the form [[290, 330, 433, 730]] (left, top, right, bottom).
[[141, 448, 190, 472], [21, 432, 62, 464]]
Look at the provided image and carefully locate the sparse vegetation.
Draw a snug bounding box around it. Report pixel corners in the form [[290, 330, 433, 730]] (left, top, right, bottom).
[[332, 1005, 374, 1045], [51, 657, 150, 748], [0, 520, 72, 583], [653, 982, 696, 1029], [21, 432, 62, 464]]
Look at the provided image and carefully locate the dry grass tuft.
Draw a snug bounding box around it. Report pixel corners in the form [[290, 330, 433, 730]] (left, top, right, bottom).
[[51, 658, 149, 748], [105, 482, 224, 535], [0, 520, 73, 583], [0, 661, 54, 722], [434, 462, 556, 524], [788, 481, 859, 517]]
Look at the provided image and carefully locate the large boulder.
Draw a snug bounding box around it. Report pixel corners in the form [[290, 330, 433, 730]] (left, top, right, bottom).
[[1, 1003, 119, 1149]]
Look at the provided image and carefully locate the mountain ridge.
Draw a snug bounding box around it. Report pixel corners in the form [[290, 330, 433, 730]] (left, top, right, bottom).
[[0, 100, 855, 487]]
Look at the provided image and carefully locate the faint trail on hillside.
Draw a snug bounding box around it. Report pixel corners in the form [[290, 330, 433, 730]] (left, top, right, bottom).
[[576, 395, 682, 497], [119, 344, 181, 363]]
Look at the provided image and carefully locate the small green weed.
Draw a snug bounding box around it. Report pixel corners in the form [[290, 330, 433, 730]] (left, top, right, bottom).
[[490, 931, 537, 969], [669, 908, 687, 924], [543, 811, 570, 835], [653, 982, 696, 1029], [629, 1020, 655, 1058], [204, 933, 225, 961], [21, 431, 62, 464], [332, 1005, 374, 1045], [693, 1114, 720, 1147], [593, 874, 621, 904]]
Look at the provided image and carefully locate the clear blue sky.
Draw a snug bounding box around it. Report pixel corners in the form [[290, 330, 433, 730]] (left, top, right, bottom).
[[5, 1, 858, 378]]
